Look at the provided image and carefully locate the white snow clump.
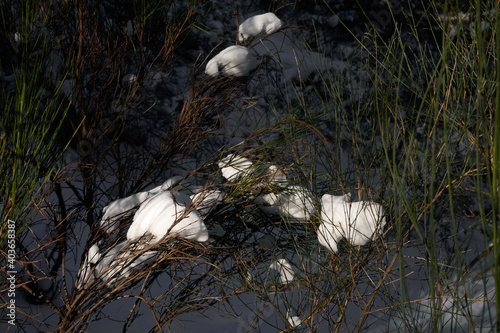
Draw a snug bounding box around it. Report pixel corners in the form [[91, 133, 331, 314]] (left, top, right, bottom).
[[255, 185, 314, 221], [94, 242, 157, 286], [76, 244, 101, 288], [147, 176, 183, 195], [100, 176, 183, 234], [14, 32, 22, 43], [286, 310, 302, 328], [127, 191, 209, 243], [122, 73, 137, 83], [100, 191, 150, 234], [218, 154, 254, 181], [238, 12, 283, 42], [205, 45, 259, 78], [77, 242, 156, 288], [190, 189, 225, 217], [318, 193, 385, 252], [269, 258, 295, 285], [267, 164, 288, 187]]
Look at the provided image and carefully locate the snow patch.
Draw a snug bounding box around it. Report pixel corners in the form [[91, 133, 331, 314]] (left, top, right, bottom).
[[14, 32, 22, 43], [286, 310, 302, 328], [218, 154, 254, 181], [95, 242, 157, 286], [128, 191, 209, 243], [100, 191, 150, 234], [251, 32, 347, 82], [147, 176, 184, 195], [205, 45, 259, 78], [318, 193, 385, 252], [255, 186, 314, 221], [269, 258, 295, 285], [267, 165, 288, 187], [76, 244, 101, 288], [238, 12, 283, 42], [190, 189, 225, 217], [122, 74, 137, 83], [100, 176, 185, 234]]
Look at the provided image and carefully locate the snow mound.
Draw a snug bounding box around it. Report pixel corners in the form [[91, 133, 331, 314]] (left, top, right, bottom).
[[247, 258, 295, 287], [318, 193, 385, 252], [128, 191, 209, 243], [277, 50, 336, 82], [238, 12, 283, 42], [205, 45, 259, 78]]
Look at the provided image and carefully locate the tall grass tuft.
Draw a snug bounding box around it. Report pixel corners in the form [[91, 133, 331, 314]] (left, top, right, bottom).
[[0, 0, 75, 248]]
